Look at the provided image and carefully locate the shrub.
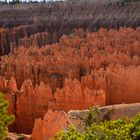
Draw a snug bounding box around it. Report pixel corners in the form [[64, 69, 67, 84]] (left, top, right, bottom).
[[0, 92, 15, 140], [52, 109, 140, 140], [85, 106, 101, 127]]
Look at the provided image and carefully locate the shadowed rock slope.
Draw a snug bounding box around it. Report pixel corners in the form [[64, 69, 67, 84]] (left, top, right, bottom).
[[0, 0, 140, 28]]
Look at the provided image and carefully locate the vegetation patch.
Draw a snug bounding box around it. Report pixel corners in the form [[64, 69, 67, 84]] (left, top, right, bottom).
[[0, 92, 15, 140], [52, 107, 140, 140]]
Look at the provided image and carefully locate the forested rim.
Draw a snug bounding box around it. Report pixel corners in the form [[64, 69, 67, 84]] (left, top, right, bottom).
[[0, 0, 139, 31]]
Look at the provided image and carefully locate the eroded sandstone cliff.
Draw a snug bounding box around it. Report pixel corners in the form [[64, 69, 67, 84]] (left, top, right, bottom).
[[0, 28, 139, 134], [32, 110, 68, 140]]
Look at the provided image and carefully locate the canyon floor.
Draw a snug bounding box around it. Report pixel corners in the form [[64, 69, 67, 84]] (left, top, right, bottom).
[[0, 0, 140, 140]]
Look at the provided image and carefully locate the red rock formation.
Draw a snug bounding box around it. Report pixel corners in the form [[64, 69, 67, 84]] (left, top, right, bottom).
[[0, 25, 47, 55], [15, 80, 53, 133], [12, 77, 105, 133], [0, 28, 139, 134], [0, 76, 17, 131], [31, 110, 69, 140], [18, 32, 51, 47], [106, 65, 140, 105], [0, 76, 17, 115], [51, 79, 105, 111]]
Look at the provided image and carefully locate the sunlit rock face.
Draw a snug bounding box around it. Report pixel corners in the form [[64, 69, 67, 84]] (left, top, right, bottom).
[[0, 27, 139, 134], [32, 110, 69, 140], [15, 80, 53, 133], [107, 66, 140, 105], [51, 79, 105, 111]]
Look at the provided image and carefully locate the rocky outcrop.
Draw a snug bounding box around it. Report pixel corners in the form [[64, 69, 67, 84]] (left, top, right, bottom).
[[14, 78, 105, 133], [6, 133, 31, 140], [0, 76, 17, 115], [31, 103, 140, 140], [51, 79, 105, 111], [31, 110, 69, 140], [107, 65, 140, 105], [0, 75, 105, 133], [68, 103, 140, 133], [15, 80, 53, 133]]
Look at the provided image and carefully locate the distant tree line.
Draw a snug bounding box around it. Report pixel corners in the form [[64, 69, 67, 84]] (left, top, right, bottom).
[[116, 0, 140, 5], [0, 0, 139, 5], [0, 0, 63, 4], [123, 0, 140, 1]]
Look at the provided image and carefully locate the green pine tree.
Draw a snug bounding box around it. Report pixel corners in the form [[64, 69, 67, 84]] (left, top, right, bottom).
[[0, 92, 15, 140]]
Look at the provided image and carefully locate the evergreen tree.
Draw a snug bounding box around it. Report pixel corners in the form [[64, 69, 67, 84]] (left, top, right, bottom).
[[0, 92, 15, 140]]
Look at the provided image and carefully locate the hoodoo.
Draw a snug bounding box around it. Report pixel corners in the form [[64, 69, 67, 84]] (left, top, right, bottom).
[[0, 0, 139, 139]]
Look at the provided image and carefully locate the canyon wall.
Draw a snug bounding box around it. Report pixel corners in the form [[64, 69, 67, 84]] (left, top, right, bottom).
[[0, 25, 65, 55], [0, 28, 139, 134], [0, 0, 140, 30], [1, 75, 105, 133], [0, 0, 139, 50]]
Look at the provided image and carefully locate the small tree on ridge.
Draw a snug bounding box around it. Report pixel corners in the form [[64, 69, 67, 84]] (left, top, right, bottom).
[[0, 92, 15, 140]]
